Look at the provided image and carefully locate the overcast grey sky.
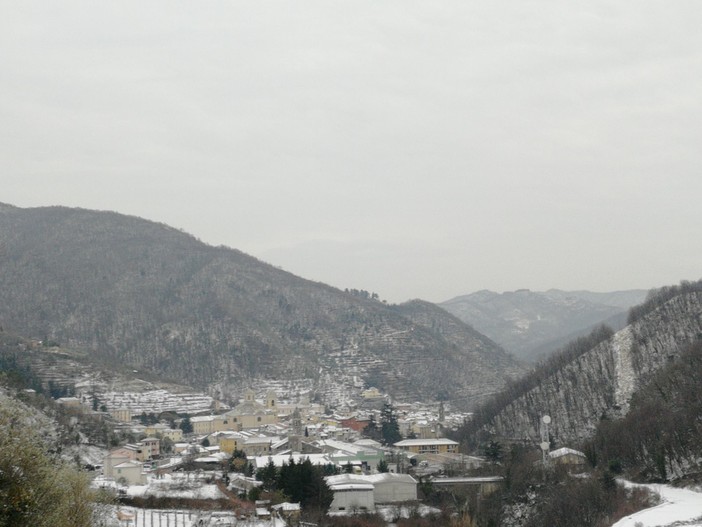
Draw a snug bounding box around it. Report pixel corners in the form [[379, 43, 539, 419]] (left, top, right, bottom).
[[2, 2, 701, 303]]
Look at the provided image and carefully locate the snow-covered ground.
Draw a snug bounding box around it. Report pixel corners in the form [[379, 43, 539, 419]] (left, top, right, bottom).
[[103, 506, 286, 526], [93, 473, 226, 500], [612, 481, 702, 527], [65, 443, 107, 467], [127, 473, 225, 500], [93, 473, 291, 526], [376, 504, 441, 521]]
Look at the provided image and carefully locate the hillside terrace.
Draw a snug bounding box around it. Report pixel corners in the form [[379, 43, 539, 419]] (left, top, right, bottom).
[[98, 389, 217, 415]]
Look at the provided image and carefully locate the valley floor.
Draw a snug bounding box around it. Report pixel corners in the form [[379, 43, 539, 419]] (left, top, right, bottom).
[[612, 481, 702, 527]]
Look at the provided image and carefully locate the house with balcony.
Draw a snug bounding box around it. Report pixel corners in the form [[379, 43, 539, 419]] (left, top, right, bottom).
[[393, 438, 459, 455]]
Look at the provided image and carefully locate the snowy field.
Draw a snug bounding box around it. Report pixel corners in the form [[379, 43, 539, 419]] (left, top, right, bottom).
[[112, 507, 218, 527], [612, 481, 702, 527], [126, 473, 226, 500], [103, 507, 286, 526], [94, 474, 292, 526], [94, 472, 227, 501]]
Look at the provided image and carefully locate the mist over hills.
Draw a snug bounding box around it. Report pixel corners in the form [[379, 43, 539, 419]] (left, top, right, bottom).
[[0, 203, 523, 408], [440, 288, 648, 362]]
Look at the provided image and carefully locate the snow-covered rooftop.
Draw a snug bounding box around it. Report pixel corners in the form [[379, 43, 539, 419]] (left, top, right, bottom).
[[394, 438, 458, 447], [549, 447, 586, 459]]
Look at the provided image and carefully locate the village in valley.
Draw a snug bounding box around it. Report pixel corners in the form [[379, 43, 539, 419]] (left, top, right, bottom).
[[50, 377, 500, 526], [0, 306, 616, 527]]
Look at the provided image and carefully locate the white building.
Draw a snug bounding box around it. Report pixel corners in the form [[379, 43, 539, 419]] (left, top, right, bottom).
[[325, 473, 418, 511], [326, 475, 375, 512], [112, 460, 147, 486], [367, 473, 417, 503]]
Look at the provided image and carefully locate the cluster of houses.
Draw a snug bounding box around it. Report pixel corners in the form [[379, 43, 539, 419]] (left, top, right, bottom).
[[103, 437, 161, 485], [95, 389, 483, 515], [87, 387, 596, 523]]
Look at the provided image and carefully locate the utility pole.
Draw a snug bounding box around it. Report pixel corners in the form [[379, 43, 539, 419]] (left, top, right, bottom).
[[540, 415, 551, 467]]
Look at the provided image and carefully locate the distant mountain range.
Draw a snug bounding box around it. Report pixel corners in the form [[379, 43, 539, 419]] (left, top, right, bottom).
[[440, 288, 648, 362], [0, 203, 523, 408]]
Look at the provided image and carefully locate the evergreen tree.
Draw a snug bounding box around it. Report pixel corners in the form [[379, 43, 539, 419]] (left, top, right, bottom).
[[363, 414, 381, 441], [323, 463, 339, 476], [256, 459, 278, 491], [380, 403, 402, 446], [161, 436, 174, 454], [275, 459, 333, 514], [138, 412, 158, 425], [298, 459, 333, 513], [484, 440, 503, 463], [278, 458, 298, 501], [179, 414, 193, 434]]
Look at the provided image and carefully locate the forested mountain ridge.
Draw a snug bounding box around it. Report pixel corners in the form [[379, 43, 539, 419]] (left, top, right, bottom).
[[0, 203, 523, 407], [464, 281, 702, 443], [440, 288, 647, 362]]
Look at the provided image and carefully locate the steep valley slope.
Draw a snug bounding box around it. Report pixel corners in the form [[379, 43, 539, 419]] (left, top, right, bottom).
[[468, 282, 702, 443], [0, 203, 524, 407]]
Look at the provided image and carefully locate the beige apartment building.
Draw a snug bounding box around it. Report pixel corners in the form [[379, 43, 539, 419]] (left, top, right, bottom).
[[393, 438, 459, 455]]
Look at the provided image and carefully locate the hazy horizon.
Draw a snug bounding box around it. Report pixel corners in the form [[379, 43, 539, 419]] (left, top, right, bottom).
[[3, 2, 701, 303]]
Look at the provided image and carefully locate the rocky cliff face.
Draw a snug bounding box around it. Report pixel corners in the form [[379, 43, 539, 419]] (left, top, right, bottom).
[[486, 290, 702, 443], [0, 204, 523, 407]]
